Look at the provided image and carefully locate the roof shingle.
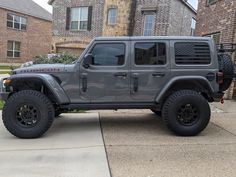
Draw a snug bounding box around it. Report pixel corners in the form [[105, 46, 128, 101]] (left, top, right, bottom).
[[0, 0, 52, 21]]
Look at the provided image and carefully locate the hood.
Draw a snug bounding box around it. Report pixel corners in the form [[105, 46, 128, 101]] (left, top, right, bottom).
[[13, 64, 67, 74]]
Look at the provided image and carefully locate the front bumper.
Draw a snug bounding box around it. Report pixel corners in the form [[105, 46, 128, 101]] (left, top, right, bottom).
[[0, 78, 10, 101]]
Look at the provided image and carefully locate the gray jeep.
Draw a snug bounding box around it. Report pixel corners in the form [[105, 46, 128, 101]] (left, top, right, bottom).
[[0, 36, 234, 138]]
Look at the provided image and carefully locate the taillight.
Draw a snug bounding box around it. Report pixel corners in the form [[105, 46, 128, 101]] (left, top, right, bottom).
[[217, 72, 224, 84]]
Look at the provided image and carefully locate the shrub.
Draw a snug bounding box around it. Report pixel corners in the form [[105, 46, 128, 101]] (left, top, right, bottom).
[[33, 53, 78, 64]]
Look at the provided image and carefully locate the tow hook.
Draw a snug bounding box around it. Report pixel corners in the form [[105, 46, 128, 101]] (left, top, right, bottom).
[[221, 98, 224, 104]]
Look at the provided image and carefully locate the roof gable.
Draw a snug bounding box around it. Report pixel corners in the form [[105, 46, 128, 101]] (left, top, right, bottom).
[[0, 0, 52, 21]]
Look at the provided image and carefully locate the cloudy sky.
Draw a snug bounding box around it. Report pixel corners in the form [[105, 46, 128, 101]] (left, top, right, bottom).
[[33, 0, 198, 14]]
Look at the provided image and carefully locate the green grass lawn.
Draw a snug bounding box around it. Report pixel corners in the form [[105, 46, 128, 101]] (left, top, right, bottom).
[[0, 65, 21, 70], [0, 101, 4, 110]]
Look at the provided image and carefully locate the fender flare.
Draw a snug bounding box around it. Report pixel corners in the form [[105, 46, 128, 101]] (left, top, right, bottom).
[[9, 74, 70, 104], [155, 76, 215, 103]]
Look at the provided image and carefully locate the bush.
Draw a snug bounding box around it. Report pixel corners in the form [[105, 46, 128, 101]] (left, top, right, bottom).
[[33, 53, 78, 64]]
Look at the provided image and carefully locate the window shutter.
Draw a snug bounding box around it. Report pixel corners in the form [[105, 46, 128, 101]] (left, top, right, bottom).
[[66, 7, 71, 30], [87, 6, 93, 31]]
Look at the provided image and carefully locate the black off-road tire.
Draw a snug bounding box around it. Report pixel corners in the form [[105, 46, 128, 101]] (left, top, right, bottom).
[[218, 54, 234, 91], [2, 90, 55, 139], [150, 109, 162, 117], [55, 110, 62, 117], [162, 90, 211, 136]]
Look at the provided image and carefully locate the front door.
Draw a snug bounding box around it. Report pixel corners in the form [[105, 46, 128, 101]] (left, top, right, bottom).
[[79, 41, 130, 103], [130, 40, 170, 102]]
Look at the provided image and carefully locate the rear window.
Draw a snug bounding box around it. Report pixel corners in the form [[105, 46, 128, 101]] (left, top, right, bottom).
[[135, 42, 166, 65], [175, 42, 211, 65]]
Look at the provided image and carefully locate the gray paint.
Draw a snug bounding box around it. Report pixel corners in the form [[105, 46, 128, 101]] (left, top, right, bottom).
[[0, 36, 223, 108]]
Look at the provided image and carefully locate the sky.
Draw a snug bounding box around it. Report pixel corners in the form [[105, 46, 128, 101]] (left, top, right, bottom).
[[33, 0, 199, 14]]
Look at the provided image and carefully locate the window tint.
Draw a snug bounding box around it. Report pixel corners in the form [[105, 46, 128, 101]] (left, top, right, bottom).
[[175, 42, 211, 65], [135, 43, 166, 65], [90, 44, 125, 66]]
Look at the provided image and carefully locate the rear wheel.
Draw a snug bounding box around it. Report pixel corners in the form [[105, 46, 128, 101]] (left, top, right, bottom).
[[150, 109, 162, 117], [2, 90, 55, 138], [162, 90, 210, 136]]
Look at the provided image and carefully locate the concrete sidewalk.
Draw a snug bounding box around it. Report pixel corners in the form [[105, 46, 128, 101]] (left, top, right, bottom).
[[0, 113, 111, 177]]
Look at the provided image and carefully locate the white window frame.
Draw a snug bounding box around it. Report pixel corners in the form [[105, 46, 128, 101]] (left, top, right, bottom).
[[7, 14, 27, 30], [7, 41, 21, 58], [70, 7, 89, 31], [143, 14, 155, 36], [108, 8, 117, 25]]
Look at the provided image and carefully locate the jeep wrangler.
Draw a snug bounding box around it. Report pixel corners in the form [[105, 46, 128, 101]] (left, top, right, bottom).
[[0, 36, 234, 138]]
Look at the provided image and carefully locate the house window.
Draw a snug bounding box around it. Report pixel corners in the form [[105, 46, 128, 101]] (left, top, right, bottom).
[[207, 0, 218, 5], [204, 33, 221, 44], [190, 18, 196, 36], [135, 43, 166, 65], [7, 41, 21, 58], [71, 7, 89, 30], [143, 14, 155, 36], [108, 8, 117, 25], [7, 14, 27, 30]]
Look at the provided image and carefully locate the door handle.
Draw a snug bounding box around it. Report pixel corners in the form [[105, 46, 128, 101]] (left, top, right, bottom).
[[81, 74, 87, 92], [114, 72, 127, 77], [131, 74, 139, 92], [152, 72, 165, 77], [133, 77, 138, 92]]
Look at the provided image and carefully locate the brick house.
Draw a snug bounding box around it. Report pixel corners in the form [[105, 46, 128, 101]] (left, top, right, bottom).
[[48, 0, 196, 56], [0, 0, 52, 63], [195, 0, 236, 99]]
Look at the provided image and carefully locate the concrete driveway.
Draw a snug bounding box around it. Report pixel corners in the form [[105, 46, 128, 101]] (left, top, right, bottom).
[[0, 113, 111, 177], [99, 101, 236, 177], [0, 101, 236, 177]]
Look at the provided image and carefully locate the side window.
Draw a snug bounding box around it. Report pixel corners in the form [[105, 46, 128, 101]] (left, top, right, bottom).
[[175, 42, 211, 65], [90, 43, 125, 66], [135, 43, 166, 65]]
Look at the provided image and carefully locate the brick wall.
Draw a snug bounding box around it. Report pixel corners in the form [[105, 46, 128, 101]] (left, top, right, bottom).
[[51, 0, 196, 54], [102, 0, 132, 36], [52, 0, 104, 50], [196, 0, 236, 99], [168, 0, 196, 36], [0, 8, 52, 63], [133, 0, 196, 36], [133, 0, 171, 36], [195, 0, 236, 43]]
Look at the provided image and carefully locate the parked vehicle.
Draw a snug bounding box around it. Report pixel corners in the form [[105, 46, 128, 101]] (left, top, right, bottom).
[[0, 36, 234, 138]]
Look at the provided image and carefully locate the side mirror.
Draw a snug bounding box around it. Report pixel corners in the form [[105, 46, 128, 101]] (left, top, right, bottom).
[[83, 54, 93, 68]]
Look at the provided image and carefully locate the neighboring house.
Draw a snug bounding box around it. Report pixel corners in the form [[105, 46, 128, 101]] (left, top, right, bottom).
[[48, 0, 196, 56], [0, 0, 52, 63], [195, 0, 236, 99]]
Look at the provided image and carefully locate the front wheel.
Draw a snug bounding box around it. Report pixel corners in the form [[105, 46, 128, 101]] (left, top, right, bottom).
[[162, 90, 211, 136], [2, 90, 55, 138]]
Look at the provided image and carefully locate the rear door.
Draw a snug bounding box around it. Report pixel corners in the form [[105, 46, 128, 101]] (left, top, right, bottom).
[[130, 40, 171, 102]]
